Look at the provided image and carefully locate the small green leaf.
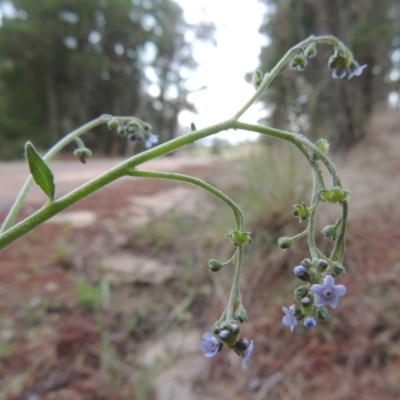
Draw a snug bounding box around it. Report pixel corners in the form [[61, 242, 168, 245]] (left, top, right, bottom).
[[25, 142, 55, 201]]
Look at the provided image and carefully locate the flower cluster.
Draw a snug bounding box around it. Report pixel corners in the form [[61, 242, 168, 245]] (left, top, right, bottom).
[[200, 330, 254, 370], [282, 258, 347, 333], [107, 118, 159, 149]]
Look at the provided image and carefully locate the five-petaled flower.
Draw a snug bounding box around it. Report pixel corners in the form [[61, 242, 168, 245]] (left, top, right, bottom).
[[282, 305, 297, 332], [242, 340, 254, 370], [311, 275, 346, 309], [200, 332, 220, 358], [145, 133, 159, 148]]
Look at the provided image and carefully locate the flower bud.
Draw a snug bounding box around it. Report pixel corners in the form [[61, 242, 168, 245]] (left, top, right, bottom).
[[208, 259, 223, 273], [316, 138, 330, 154], [278, 237, 292, 250], [321, 224, 337, 241], [301, 297, 312, 308], [74, 148, 92, 164], [292, 202, 309, 222], [300, 258, 312, 268], [252, 69, 263, 89], [318, 187, 351, 203], [234, 338, 250, 353], [107, 118, 119, 130], [292, 305, 304, 319], [291, 54, 307, 71], [293, 265, 310, 281], [305, 43, 317, 58], [332, 262, 346, 277], [303, 317, 317, 329], [226, 230, 252, 246], [142, 122, 152, 132], [294, 285, 309, 301], [234, 308, 248, 323], [230, 323, 240, 334], [315, 258, 329, 271], [219, 329, 230, 342], [316, 307, 330, 322]]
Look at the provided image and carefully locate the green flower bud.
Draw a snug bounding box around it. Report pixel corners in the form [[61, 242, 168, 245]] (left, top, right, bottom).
[[208, 259, 223, 273], [301, 258, 312, 269], [292, 202, 309, 222], [74, 148, 92, 164], [234, 308, 248, 323], [318, 187, 351, 203], [142, 122, 152, 132], [328, 47, 348, 70], [316, 307, 330, 322], [305, 43, 317, 58], [225, 230, 252, 246], [315, 258, 329, 271], [316, 138, 330, 154], [321, 224, 337, 241], [107, 118, 119, 131], [291, 54, 307, 71], [294, 285, 309, 301], [278, 237, 292, 250], [331, 262, 346, 277], [252, 69, 263, 89], [292, 305, 304, 319]]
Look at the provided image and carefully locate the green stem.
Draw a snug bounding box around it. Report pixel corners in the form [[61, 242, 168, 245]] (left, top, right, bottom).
[[226, 245, 244, 321], [126, 169, 244, 231], [0, 114, 112, 233], [233, 35, 343, 121], [330, 200, 348, 262], [0, 120, 232, 250]]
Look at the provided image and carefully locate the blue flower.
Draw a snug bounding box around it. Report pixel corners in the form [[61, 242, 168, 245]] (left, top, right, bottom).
[[241, 340, 254, 370], [311, 275, 346, 309], [348, 63, 367, 80], [303, 317, 317, 329], [282, 305, 297, 332], [145, 133, 159, 148], [200, 332, 220, 358], [332, 62, 367, 80]]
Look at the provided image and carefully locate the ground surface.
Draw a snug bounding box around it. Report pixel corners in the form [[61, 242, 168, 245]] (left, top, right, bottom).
[[1, 111, 400, 400]]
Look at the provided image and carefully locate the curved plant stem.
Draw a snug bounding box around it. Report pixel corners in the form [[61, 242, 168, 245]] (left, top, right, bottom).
[[126, 169, 244, 231]]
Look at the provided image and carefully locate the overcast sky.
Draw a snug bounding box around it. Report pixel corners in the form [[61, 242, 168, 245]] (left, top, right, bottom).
[[176, 0, 269, 142]]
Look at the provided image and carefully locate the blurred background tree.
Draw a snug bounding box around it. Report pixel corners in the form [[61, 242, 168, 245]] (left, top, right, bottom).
[[0, 0, 214, 158], [257, 0, 399, 152]]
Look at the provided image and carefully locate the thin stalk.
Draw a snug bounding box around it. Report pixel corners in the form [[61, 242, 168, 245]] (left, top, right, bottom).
[[127, 170, 244, 231], [226, 245, 244, 321]]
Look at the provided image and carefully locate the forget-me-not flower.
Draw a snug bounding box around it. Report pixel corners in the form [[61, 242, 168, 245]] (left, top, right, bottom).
[[145, 133, 159, 148], [303, 317, 317, 329], [200, 332, 220, 358], [282, 305, 297, 332], [311, 275, 346, 309], [241, 340, 254, 370]]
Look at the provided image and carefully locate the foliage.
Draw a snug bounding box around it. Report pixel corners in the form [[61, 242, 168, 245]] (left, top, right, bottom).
[[0, 0, 214, 158], [257, 0, 398, 151]]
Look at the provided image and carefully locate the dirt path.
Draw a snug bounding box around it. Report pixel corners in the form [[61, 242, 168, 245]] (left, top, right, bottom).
[[0, 156, 213, 211]]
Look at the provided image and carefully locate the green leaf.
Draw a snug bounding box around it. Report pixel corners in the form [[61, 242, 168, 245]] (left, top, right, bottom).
[[25, 142, 55, 201]]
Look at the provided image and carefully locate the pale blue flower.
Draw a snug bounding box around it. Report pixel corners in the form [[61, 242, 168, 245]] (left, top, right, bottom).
[[311, 275, 346, 309], [200, 332, 219, 358], [303, 317, 317, 329], [242, 340, 254, 370], [348, 64, 367, 80], [282, 305, 297, 332], [145, 133, 159, 148]]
